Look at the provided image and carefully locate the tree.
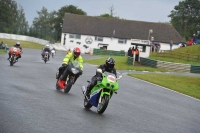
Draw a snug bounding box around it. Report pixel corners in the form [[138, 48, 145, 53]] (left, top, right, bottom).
[[32, 7, 53, 39], [168, 0, 200, 40], [0, 0, 28, 34], [16, 5, 29, 35], [99, 13, 112, 18], [0, 0, 17, 33], [53, 5, 87, 41], [99, 5, 120, 19]]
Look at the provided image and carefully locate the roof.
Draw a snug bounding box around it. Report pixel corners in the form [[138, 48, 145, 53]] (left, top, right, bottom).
[[62, 13, 183, 44]]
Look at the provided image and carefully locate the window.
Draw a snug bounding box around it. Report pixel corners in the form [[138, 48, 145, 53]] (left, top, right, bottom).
[[75, 34, 81, 39], [142, 46, 146, 52], [95, 36, 103, 41], [69, 34, 81, 39], [69, 34, 75, 38], [118, 39, 127, 44]]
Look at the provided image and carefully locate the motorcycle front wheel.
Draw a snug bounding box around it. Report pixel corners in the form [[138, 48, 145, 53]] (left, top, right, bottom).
[[10, 57, 14, 66], [64, 78, 73, 93], [84, 97, 92, 109], [44, 58, 47, 63], [56, 81, 61, 90], [97, 95, 109, 114]]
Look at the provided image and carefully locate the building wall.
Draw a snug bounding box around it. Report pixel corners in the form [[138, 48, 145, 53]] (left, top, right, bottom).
[[61, 33, 154, 57], [0, 33, 180, 57]]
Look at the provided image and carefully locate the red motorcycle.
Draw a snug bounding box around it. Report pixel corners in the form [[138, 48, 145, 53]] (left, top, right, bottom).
[[8, 47, 21, 66]]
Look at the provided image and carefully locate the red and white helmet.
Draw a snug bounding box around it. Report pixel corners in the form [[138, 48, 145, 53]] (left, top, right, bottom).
[[73, 47, 81, 58]]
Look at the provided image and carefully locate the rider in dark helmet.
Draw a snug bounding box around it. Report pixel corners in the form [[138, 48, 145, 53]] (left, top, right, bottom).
[[85, 57, 117, 98], [7, 42, 22, 61]]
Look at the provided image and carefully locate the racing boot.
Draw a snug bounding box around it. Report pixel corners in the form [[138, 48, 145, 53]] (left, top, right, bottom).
[[7, 54, 11, 60], [85, 84, 93, 99]]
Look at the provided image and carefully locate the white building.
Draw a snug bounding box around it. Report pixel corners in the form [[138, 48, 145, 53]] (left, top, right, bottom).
[[61, 13, 182, 57]]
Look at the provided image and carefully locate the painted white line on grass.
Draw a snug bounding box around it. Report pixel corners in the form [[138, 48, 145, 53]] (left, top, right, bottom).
[[125, 74, 200, 102]]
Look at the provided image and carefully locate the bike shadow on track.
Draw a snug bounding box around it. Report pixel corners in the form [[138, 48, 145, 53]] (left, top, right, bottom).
[[54, 90, 77, 97], [82, 108, 107, 117]]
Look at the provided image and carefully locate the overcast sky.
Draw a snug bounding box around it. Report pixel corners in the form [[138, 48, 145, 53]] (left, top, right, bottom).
[[15, 0, 181, 26]]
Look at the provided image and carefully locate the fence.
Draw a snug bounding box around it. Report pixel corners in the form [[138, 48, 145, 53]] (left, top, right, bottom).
[[127, 56, 134, 65], [93, 49, 125, 56]]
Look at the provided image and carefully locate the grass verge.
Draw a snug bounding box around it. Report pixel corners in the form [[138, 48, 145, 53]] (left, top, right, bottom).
[[128, 74, 200, 100], [0, 38, 44, 50], [84, 56, 168, 72], [0, 49, 6, 54], [150, 56, 200, 65], [149, 45, 200, 65]]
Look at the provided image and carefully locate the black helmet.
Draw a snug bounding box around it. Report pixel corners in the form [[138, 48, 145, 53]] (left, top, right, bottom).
[[105, 57, 115, 70]]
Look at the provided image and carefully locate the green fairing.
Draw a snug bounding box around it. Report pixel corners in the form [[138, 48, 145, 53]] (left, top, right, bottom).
[[90, 73, 119, 98]]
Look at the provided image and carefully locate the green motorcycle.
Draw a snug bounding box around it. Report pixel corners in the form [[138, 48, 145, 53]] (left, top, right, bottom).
[[82, 71, 122, 114]]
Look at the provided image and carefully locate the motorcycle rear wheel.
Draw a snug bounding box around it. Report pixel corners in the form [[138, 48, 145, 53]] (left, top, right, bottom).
[[97, 95, 109, 114]]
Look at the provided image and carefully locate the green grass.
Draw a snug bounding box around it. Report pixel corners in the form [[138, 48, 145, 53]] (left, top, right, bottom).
[[128, 74, 200, 100], [84, 56, 168, 72], [0, 49, 6, 54], [149, 56, 200, 65], [150, 45, 200, 65], [0, 38, 44, 50]]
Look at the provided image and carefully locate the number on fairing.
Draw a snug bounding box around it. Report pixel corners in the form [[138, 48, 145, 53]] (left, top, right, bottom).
[[107, 75, 116, 82]]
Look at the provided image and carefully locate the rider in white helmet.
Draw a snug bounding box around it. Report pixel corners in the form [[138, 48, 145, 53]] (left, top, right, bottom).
[[41, 44, 51, 60], [7, 42, 22, 61]]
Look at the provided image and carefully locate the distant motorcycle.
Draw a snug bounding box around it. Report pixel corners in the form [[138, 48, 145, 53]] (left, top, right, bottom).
[[51, 49, 55, 58], [81, 71, 122, 114], [56, 61, 82, 93], [43, 51, 49, 63], [8, 47, 21, 66]]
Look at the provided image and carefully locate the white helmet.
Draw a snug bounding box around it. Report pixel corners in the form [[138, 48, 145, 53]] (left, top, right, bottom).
[[16, 42, 20, 46], [45, 44, 50, 48]]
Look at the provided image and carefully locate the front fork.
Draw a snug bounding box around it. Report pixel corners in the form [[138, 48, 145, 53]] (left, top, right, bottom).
[[99, 89, 111, 103], [66, 75, 75, 84]]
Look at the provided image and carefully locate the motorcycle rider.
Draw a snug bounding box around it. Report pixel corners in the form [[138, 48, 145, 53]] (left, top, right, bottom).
[[57, 47, 83, 89], [41, 45, 51, 60], [51, 47, 56, 53], [85, 57, 117, 99], [7, 42, 22, 62]]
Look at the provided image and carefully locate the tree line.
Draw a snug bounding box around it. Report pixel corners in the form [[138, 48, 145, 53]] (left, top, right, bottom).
[[0, 0, 200, 42]]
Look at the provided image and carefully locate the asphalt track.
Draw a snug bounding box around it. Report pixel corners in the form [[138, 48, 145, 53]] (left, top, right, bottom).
[[0, 49, 200, 133]]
